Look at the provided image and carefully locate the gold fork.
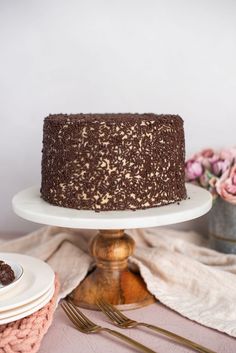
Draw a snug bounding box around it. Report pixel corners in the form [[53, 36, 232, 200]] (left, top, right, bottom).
[[97, 299, 216, 353], [61, 300, 157, 353]]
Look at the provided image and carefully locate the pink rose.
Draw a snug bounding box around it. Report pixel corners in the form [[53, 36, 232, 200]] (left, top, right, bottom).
[[194, 148, 215, 159], [220, 148, 236, 162], [211, 159, 230, 177], [194, 148, 219, 171], [185, 159, 203, 181], [216, 165, 236, 204]]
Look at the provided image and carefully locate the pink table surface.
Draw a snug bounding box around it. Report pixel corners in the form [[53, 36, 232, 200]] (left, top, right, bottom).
[[39, 302, 236, 353]]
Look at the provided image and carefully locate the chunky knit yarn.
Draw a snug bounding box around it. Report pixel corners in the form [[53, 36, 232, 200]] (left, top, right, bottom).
[[0, 275, 59, 353]]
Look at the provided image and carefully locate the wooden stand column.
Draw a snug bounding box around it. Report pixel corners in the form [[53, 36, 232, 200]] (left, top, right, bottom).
[[70, 229, 155, 310]]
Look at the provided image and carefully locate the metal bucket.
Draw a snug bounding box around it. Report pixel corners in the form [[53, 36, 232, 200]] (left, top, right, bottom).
[[209, 198, 236, 253]]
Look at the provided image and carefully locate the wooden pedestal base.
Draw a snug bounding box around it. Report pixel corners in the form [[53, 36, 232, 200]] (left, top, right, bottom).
[[70, 229, 155, 310]]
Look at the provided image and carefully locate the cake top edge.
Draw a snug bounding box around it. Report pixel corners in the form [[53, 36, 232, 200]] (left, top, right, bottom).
[[44, 113, 183, 124]]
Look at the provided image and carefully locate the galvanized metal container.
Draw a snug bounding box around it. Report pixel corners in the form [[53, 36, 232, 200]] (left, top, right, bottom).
[[209, 198, 236, 253]]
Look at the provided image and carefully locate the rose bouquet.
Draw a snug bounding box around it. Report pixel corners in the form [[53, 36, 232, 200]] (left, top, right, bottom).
[[185, 148, 236, 204]]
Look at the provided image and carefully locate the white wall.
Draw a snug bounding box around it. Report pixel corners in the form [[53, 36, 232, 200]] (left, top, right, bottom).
[[0, 0, 236, 233]]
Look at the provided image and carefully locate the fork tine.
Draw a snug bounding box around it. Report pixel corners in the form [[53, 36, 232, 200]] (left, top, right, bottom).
[[65, 302, 88, 327], [62, 302, 88, 328], [99, 299, 129, 319], [99, 299, 130, 322], [97, 300, 123, 324], [61, 302, 84, 329], [66, 301, 95, 328], [64, 302, 91, 330], [98, 300, 124, 324], [67, 299, 96, 327]]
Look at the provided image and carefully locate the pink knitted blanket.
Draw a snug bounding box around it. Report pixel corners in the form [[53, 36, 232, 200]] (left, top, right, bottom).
[[0, 276, 59, 353]]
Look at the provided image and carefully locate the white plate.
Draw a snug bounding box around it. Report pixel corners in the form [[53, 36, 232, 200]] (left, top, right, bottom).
[[0, 253, 54, 312], [0, 284, 54, 324], [0, 259, 24, 294], [0, 284, 54, 319]]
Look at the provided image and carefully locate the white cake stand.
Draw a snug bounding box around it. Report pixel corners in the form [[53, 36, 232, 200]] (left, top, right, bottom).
[[13, 184, 212, 310]]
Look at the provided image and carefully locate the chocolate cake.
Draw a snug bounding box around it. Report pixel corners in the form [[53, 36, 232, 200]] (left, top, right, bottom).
[[0, 260, 15, 285], [41, 113, 186, 211]]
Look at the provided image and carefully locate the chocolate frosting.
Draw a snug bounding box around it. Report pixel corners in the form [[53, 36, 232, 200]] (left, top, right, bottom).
[[41, 113, 186, 211]]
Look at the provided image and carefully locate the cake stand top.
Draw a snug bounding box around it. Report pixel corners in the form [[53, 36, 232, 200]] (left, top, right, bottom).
[[12, 184, 212, 229]]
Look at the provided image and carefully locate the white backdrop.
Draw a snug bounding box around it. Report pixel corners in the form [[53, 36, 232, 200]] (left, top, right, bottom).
[[0, 0, 236, 233]]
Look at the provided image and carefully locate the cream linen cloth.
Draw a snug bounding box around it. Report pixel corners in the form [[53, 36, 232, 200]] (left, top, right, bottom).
[[1, 226, 236, 337]]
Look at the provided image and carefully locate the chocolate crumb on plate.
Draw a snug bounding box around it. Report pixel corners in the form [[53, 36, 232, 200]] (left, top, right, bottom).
[[0, 260, 15, 285]]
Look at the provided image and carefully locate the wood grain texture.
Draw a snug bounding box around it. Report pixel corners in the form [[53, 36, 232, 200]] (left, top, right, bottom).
[[70, 229, 155, 310]]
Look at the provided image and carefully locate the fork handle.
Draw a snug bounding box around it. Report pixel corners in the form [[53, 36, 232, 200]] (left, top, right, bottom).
[[139, 323, 216, 353], [103, 328, 158, 353]]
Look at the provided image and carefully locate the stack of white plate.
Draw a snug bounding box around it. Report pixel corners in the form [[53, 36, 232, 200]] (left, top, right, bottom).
[[0, 253, 55, 325]]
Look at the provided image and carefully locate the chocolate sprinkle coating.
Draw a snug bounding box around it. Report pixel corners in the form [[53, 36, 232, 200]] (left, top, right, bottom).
[[0, 261, 15, 285], [41, 113, 187, 211]]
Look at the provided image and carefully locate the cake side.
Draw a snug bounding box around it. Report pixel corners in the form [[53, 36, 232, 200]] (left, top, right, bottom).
[[41, 113, 186, 211]]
